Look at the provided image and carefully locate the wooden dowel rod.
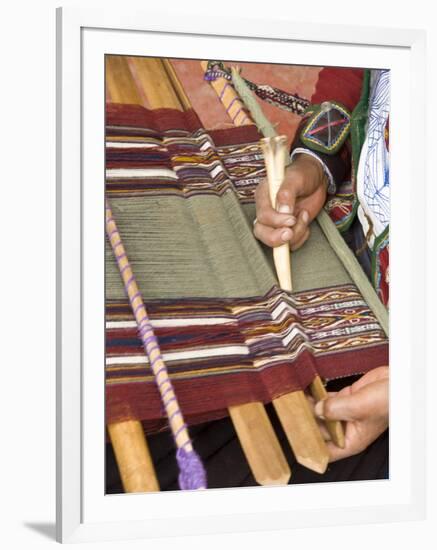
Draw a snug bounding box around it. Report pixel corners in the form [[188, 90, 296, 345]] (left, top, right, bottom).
[[310, 376, 345, 449], [229, 403, 291, 486], [264, 138, 345, 451], [262, 136, 332, 472], [260, 137, 293, 291], [108, 420, 160, 493]]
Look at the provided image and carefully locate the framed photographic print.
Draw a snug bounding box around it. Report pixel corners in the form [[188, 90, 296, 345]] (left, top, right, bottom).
[[56, 6, 426, 543]]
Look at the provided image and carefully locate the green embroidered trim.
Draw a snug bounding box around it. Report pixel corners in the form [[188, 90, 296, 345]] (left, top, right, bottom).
[[318, 210, 388, 335], [371, 225, 389, 296], [300, 101, 351, 155], [330, 197, 359, 233]]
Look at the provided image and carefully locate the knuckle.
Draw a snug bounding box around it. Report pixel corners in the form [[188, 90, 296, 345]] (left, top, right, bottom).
[[265, 233, 277, 248], [323, 399, 334, 418], [253, 224, 275, 248], [285, 168, 304, 186], [290, 228, 310, 251], [277, 188, 291, 204], [256, 210, 271, 226]]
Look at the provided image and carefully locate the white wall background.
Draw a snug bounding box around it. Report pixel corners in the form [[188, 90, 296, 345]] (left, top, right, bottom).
[[1, 0, 434, 548]]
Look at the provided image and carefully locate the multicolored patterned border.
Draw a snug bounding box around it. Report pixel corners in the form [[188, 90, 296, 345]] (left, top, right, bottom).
[[106, 284, 388, 431], [106, 104, 264, 203]]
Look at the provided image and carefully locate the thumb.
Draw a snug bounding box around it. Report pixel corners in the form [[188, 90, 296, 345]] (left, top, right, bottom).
[[275, 170, 301, 215], [314, 394, 364, 422]]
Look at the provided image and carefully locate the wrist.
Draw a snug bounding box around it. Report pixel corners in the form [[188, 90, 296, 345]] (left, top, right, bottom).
[[290, 153, 328, 192]]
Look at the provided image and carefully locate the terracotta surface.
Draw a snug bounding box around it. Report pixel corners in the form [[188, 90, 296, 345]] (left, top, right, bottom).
[[171, 59, 323, 146], [105, 55, 324, 147]]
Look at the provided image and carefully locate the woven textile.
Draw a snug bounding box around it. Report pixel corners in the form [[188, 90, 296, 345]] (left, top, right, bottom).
[[106, 104, 263, 203], [106, 284, 387, 430], [105, 103, 388, 432]]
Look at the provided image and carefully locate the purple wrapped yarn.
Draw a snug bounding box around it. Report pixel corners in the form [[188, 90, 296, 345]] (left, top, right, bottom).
[[176, 447, 207, 490]]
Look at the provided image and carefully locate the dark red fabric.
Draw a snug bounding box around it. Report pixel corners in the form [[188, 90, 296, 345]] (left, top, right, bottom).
[[106, 103, 261, 146], [106, 103, 203, 134], [311, 67, 364, 111], [290, 68, 363, 188], [208, 125, 261, 146], [106, 345, 388, 432]]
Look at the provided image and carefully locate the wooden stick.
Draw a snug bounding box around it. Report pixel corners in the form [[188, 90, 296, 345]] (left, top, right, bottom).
[[260, 137, 293, 291], [266, 138, 344, 449], [105, 55, 143, 105], [262, 136, 330, 473], [107, 420, 160, 493], [262, 137, 344, 449], [273, 393, 329, 474], [310, 377, 345, 448], [127, 57, 183, 110], [229, 403, 291, 485]]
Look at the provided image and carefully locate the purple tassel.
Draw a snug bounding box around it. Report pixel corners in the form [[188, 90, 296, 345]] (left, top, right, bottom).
[[176, 447, 207, 490]]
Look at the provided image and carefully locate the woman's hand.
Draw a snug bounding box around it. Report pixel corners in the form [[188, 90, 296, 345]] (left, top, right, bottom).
[[253, 153, 327, 250], [314, 367, 389, 462]]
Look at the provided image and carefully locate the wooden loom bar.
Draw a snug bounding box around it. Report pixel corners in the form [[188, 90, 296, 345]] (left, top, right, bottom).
[[105, 56, 143, 106], [261, 136, 329, 473], [228, 403, 291, 485], [127, 57, 183, 110], [107, 421, 159, 493]]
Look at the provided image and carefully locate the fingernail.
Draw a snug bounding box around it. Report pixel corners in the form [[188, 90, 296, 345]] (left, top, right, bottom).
[[280, 229, 292, 242], [277, 204, 291, 214], [284, 217, 296, 226], [314, 401, 325, 420], [302, 210, 309, 223]]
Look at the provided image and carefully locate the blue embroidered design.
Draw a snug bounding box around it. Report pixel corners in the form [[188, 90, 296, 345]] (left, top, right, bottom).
[[362, 70, 390, 231]]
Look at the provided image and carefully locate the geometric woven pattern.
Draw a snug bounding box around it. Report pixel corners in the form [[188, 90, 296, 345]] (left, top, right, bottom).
[[106, 284, 388, 431], [106, 103, 265, 204]]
